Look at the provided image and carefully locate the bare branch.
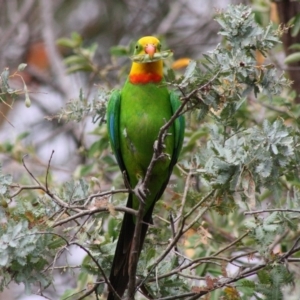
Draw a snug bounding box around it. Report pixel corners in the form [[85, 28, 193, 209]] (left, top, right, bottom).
[[22, 154, 42, 186], [282, 236, 300, 259], [127, 193, 146, 299], [174, 168, 193, 232], [53, 205, 138, 227], [40, 0, 73, 99], [45, 150, 55, 191], [0, 0, 35, 47], [10, 184, 45, 197], [182, 191, 215, 234], [83, 188, 129, 206], [213, 231, 250, 257], [72, 242, 119, 300], [244, 208, 300, 215]]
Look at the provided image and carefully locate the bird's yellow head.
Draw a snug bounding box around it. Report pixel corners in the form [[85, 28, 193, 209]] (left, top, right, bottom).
[[129, 36, 169, 84], [133, 36, 162, 59]]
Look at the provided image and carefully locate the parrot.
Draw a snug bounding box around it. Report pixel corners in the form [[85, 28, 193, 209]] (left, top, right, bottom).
[[107, 36, 185, 299]]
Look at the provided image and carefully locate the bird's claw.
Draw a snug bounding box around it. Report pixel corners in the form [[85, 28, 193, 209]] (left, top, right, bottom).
[[153, 140, 166, 155], [134, 181, 149, 203]]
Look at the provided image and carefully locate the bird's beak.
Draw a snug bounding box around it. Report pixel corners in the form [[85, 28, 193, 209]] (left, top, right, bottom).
[[144, 44, 156, 59]]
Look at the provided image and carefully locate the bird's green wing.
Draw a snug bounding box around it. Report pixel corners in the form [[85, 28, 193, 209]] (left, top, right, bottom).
[[145, 90, 185, 208], [107, 90, 126, 173]]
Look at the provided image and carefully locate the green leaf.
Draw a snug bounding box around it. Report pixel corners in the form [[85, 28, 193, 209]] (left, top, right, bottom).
[[76, 164, 94, 176], [256, 159, 272, 178], [255, 226, 264, 241], [88, 138, 109, 157], [110, 45, 129, 56], [244, 219, 257, 229], [16, 132, 30, 141], [48, 237, 66, 250], [56, 32, 82, 48], [289, 43, 300, 51], [284, 52, 300, 64], [181, 60, 197, 84], [0, 252, 9, 266], [56, 38, 78, 48], [18, 63, 27, 71], [166, 68, 176, 82], [262, 223, 278, 232], [66, 64, 93, 74], [263, 212, 278, 224], [131, 49, 173, 63], [291, 13, 300, 37], [63, 55, 88, 66], [257, 270, 270, 284]]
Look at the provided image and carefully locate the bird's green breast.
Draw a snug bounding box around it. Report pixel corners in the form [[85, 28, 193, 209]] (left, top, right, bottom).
[[120, 81, 174, 200]]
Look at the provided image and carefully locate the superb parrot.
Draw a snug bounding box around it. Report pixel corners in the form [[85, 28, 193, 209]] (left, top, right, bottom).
[[107, 36, 185, 299]]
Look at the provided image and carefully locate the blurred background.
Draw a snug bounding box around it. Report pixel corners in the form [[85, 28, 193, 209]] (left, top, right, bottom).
[[0, 0, 248, 182], [0, 0, 298, 299]]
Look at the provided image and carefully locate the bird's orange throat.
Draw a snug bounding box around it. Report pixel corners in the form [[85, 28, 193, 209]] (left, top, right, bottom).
[[129, 61, 163, 84], [129, 73, 162, 84]]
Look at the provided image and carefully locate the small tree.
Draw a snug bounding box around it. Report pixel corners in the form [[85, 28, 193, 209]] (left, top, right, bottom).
[[1, 4, 299, 300]]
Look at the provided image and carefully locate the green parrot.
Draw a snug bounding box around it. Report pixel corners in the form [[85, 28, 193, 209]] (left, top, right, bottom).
[[107, 36, 185, 299]]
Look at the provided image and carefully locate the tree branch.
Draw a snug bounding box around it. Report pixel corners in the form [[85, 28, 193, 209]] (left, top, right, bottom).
[[0, 0, 35, 47], [40, 0, 73, 99], [245, 208, 300, 215], [127, 193, 146, 299], [53, 205, 138, 227]]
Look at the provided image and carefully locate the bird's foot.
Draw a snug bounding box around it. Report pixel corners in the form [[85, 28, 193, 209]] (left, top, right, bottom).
[[153, 140, 172, 162], [153, 140, 165, 155], [133, 180, 149, 204]]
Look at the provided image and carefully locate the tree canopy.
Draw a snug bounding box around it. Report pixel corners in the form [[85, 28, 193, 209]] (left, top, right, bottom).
[[1, 2, 300, 300]]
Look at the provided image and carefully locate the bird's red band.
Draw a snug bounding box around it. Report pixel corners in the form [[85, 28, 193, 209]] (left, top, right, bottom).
[[129, 73, 162, 84]]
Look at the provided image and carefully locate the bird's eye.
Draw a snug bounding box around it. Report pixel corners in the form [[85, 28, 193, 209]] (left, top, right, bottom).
[[135, 45, 139, 50]]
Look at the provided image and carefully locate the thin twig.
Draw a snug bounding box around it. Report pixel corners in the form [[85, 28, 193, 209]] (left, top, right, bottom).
[[70, 242, 121, 300], [53, 205, 138, 227], [244, 208, 300, 215], [0, 0, 35, 47], [282, 236, 300, 259], [158, 292, 197, 300], [83, 188, 129, 206], [182, 192, 216, 234], [229, 250, 257, 263], [61, 288, 92, 300], [137, 218, 186, 291], [45, 150, 55, 191], [213, 231, 250, 257], [174, 168, 192, 232], [169, 212, 179, 254], [69, 215, 91, 243], [40, 0, 73, 99], [10, 184, 45, 197], [22, 155, 41, 186], [26, 230, 120, 300], [181, 189, 215, 222]]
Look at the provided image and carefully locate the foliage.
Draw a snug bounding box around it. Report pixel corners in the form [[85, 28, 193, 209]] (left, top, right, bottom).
[[56, 32, 98, 74], [1, 3, 300, 300], [0, 64, 31, 113], [0, 219, 51, 293], [284, 12, 300, 64], [57, 87, 108, 124]]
